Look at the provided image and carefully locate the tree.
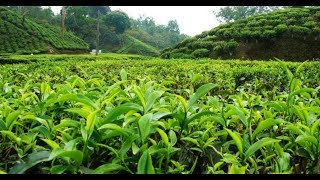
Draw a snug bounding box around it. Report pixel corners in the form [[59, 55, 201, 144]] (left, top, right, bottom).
[[128, 16, 188, 50], [103, 10, 131, 34], [65, 6, 98, 48], [41, 7, 54, 23], [87, 6, 111, 18], [96, 10, 101, 55], [167, 20, 180, 34], [7, 6, 54, 25], [61, 6, 68, 36], [131, 16, 157, 35], [214, 6, 285, 23]]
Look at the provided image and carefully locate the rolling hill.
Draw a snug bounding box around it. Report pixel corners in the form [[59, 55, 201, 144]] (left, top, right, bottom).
[[161, 7, 320, 61], [116, 35, 160, 56], [0, 7, 89, 54]]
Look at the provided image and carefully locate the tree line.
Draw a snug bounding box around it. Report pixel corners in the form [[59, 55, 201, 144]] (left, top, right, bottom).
[[6, 6, 189, 52]]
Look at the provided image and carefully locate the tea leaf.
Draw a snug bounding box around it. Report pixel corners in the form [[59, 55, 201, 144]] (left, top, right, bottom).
[[245, 138, 280, 160], [156, 128, 169, 147], [289, 88, 315, 100], [138, 114, 153, 143], [98, 123, 129, 137], [53, 119, 80, 131], [152, 111, 172, 121], [41, 138, 60, 150], [311, 119, 320, 136], [6, 110, 22, 131], [188, 83, 216, 111], [65, 108, 91, 119], [145, 90, 164, 112], [295, 134, 318, 146], [169, 130, 177, 146], [228, 164, 246, 174], [225, 128, 243, 154], [133, 86, 146, 111], [103, 103, 143, 124], [0, 130, 21, 143], [181, 137, 200, 147], [50, 165, 67, 174], [52, 94, 99, 110], [94, 163, 125, 174], [49, 149, 83, 167], [9, 151, 50, 174], [0, 119, 7, 131], [253, 118, 282, 138], [174, 94, 187, 113], [120, 69, 127, 81], [137, 150, 155, 174], [86, 110, 100, 137], [132, 142, 140, 155]]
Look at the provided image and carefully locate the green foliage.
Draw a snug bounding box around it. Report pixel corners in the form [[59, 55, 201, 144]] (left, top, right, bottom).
[[0, 54, 320, 174], [7, 6, 55, 25], [213, 39, 239, 56], [2, 6, 189, 56], [170, 53, 192, 59], [275, 24, 288, 33], [163, 7, 320, 60], [191, 49, 210, 58], [116, 35, 159, 57], [103, 10, 131, 34], [0, 7, 89, 54], [129, 16, 188, 51], [215, 6, 284, 22]]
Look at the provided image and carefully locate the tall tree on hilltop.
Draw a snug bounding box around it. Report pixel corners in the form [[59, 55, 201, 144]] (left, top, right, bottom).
[[103, 10, 131, 47], [103, 10, 131, 34], [7, 6, 54, 25], [167, 20, 180, 34], [88, 6, 111, 18], [214, 6, 286, 23]]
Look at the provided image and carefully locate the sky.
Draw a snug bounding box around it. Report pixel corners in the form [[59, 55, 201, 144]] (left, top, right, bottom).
[[48, 6, 223, 36]]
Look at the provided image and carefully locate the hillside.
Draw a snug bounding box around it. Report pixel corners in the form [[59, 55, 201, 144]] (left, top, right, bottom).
[[161, 7, 320, 61], [116, 35, 160, 56], [0, 7, 89, 54]]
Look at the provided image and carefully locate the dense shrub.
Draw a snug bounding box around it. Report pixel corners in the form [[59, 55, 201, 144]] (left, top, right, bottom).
[[171, 52, 193, 59], [0, 6, 89, 54], [275, 24, 288, 34], [191, 48, 210, 58], [0, 55, 319, 174], [203, 35, 218, 41], [213, 39, 239, 56], [161, 7, 320, 60]]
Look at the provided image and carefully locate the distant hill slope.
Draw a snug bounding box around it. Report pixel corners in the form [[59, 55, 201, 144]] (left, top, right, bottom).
[[161, 7, 320, 61], [0, 7, 89, 54], [116, 35, 159, 56]]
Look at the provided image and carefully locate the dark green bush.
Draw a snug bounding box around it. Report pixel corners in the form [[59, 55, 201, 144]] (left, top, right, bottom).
[[191, 48, 209, 58], [203, 35, 218, 41], [275, 24, 288, 34], [213, 39, 238, 56], [171, 53, 193, 59]]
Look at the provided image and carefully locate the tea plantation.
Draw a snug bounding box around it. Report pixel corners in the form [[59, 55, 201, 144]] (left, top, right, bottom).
[[0, 7, 89, 54], [0, 54, 319, 174], [162, 7, 320, 61]]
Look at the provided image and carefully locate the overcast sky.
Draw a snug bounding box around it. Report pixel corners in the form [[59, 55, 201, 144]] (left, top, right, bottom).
[[48, 6, 223, 36]]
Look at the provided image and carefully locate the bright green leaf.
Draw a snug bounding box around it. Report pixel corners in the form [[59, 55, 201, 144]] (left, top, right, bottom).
[[225, 128, 243, 154], [137, 150, 155, 174], [94, 163, 125, 174], [188, 83, 216, 111], [244, 138, 280, 160], [9, 151, 50, 174]]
